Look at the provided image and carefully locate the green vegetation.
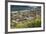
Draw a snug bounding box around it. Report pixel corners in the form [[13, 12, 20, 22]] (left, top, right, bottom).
[[11, 15, 41, 28]]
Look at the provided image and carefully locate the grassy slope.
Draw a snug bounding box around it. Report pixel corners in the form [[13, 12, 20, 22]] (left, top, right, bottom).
[[11, 15, 41, 29]]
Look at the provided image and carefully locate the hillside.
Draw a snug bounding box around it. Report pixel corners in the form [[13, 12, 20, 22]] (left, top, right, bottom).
[[10, 5, 41, 28]]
